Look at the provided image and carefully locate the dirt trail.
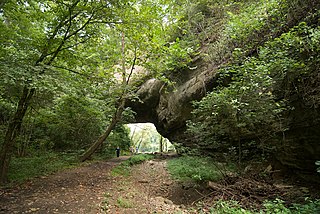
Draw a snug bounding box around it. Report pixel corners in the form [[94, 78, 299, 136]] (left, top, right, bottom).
[[0, 156, 198, 214], [2, 155, 314, 214], [0, 157, 130, 214]]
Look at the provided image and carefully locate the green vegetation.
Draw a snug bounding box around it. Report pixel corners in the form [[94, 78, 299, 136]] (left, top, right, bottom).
[[0, 0, 319, 212], [100, 192, 112, 211], [126, 154, 155, 165], [117, 197, 133, 208], [167, 156, 233, 183], [187, 2, 320, 163], [8, 152, 78, 184], [210, 199, 320, 214], [0, 0, 188, 183], [111, 154, 155, 177]]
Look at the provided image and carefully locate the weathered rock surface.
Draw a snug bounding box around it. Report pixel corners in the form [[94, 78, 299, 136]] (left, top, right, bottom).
[[127, 59, 221, 143]]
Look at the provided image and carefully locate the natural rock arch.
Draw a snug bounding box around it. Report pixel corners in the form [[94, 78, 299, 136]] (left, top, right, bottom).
[[127, 61, 320, 182]]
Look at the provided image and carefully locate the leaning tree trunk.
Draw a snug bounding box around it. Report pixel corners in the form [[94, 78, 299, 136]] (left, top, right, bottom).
[[0, 87, 35, 184], [79, 101, 125, 162], [80, 32, 132, 162]]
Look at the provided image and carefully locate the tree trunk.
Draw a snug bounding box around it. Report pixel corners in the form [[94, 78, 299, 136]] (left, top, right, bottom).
[[80, 31, 131, 162], [0, 87, 34, 184], [159, 136, 163, 153], [79, 102, 124, 162]]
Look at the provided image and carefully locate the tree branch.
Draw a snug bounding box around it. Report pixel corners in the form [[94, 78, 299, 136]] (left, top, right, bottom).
[[46, 10, 95, 66], [45, 37, 91, 57], [65, 11, 95, 41], [89, 20, 125, 25], [126, 47, 137, 85], [36, 0, 81, 65], [47, 65, 88, 76]]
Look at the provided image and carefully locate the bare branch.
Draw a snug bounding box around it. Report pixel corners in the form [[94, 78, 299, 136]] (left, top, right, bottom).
[[47, 65, 87, 76], [126, 47, 137, 85]]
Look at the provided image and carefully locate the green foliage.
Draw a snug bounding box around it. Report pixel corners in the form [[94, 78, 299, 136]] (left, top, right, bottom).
[[111, 154, 154, 177], [167, 156, 231, 182], [187, 57, 287, 159], [262, 199, 291, 213], [191, 0, 290, 64], [40, 95, 106, 150], [0, 0, 183, 173], [187, 21, 320, 161], [260, 22, 320, 106], [8, 152, 78, 184], [106, 125, 131, 150], [210, 200, 251, 214], [128, 123, 172, 153], [290, 199, 320, 214], [209, 199, 320, 214]]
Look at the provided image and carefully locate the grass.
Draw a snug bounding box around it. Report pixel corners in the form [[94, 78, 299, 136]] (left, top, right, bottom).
[[8, 152, 79, 185], [167, 156, 234, 183], [117, 197, 133, 208], [111, 154, 155, 177]]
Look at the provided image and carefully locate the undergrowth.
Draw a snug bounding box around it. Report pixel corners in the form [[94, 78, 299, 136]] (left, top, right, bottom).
[[117, 197, 133, 208], [210, 199, 320, 214], [111, 154, 155, 177], [8, 152, 79, 185], [167, 156, 234, 183]]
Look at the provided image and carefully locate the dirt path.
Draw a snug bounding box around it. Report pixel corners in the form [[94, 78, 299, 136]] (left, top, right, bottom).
[[0, 156, 130, 214], [1, 155, 318, 213], [0, 156, 201, 214]]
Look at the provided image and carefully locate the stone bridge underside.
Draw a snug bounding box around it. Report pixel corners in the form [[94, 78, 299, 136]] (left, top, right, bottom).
[[126, 61, 220, 143]]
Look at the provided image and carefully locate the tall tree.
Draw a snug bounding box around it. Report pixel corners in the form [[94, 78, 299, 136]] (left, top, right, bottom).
[[0, 0, 122, 184], [0, 0, 190, 183]]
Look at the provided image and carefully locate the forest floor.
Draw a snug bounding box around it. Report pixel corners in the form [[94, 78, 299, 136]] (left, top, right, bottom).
[[0, 154, 319, 214]]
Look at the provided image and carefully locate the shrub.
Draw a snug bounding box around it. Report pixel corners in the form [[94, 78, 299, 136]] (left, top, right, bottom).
[[167, 156, 232, 182]]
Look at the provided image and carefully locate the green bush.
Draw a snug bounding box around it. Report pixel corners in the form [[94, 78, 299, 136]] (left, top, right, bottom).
[[290, 199, 320, 214]]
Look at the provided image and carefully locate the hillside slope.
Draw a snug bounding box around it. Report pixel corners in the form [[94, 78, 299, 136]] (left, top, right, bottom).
[[128, 0, 320, 182]]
